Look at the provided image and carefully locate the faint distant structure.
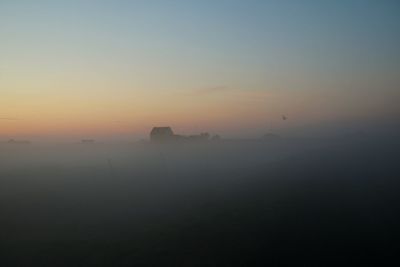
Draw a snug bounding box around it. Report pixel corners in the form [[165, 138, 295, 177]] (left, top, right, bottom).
[[150, 127, 212, 143], [7, 139, 30, 145], [81, 139, 95, 144], [201, 132, 210, 139], [150, 127, 175, 143], [187, 132, 210, 142], [282, 115, 287, 121]]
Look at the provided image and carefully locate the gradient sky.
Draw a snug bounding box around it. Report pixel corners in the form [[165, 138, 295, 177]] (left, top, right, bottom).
[[1, 0, 399, 140]]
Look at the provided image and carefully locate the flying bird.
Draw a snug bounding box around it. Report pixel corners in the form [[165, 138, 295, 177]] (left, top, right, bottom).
[[282, 115, 287, 121]]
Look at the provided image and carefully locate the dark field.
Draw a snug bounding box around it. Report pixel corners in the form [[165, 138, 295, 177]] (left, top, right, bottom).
[[0, 138, 399, 266]]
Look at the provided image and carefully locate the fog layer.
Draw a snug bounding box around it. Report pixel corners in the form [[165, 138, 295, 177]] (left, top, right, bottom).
[[0, 134, 399, 266]]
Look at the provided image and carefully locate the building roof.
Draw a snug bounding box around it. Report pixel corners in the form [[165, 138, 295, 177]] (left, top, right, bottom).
[[150, 127, 174, 136]]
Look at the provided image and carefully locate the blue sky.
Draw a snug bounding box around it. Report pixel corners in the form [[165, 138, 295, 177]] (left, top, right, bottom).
[[1, 0, 399, 138]]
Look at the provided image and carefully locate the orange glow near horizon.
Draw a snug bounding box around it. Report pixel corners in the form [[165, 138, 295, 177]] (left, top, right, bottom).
[[2, 80, 397, 140], [1, 85, 385, 140]]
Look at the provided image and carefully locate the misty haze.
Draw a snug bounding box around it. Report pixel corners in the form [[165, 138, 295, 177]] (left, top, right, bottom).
[[1, 1, 400, 266]]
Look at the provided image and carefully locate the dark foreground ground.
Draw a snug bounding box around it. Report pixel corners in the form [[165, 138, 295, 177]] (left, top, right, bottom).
[[0, 138, 399, 266]]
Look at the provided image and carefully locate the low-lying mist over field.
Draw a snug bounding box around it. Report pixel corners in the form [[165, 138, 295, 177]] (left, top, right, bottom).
[[1, 127, 399, 266], [2, 0, 400, 265]]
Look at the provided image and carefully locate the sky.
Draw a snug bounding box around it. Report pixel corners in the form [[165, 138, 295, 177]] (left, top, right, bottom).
[[1, 0, 399, 140]]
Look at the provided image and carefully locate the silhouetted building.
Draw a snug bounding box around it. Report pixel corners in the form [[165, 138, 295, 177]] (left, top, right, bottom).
[[150, 127, 175, 143], [150, 127, 212, 143]]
